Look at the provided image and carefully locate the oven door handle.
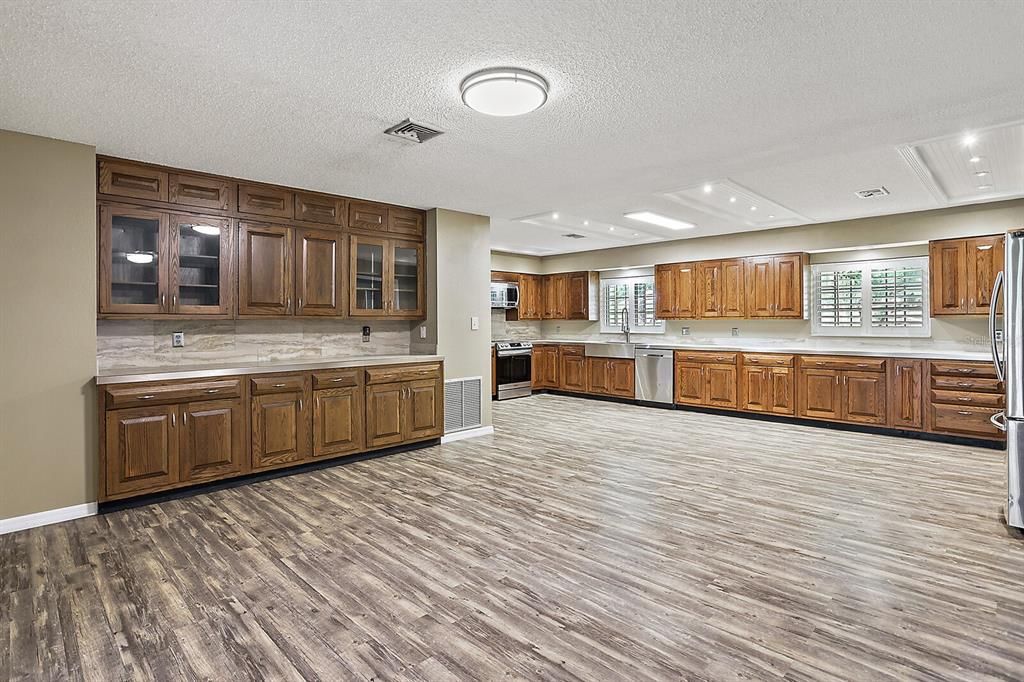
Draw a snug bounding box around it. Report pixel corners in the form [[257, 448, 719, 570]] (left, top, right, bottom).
[[498, 350, 533, 357]]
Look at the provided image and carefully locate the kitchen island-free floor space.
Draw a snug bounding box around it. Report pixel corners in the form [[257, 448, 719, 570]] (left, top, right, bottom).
[[2, 393, 1022, 680]]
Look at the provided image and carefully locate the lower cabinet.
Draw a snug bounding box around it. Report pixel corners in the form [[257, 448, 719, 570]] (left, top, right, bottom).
[[674, 352, 738, 409], [313, 386, 364, 457], [927, 360, 1005, 439], [741, 366, 794, 415], [532, 345, 559, 389], [179, 399, 246, 482], [105, 405, 180, 498], [365, 365, 444, 448], [584, 357, 635, 398], [796, 359, 887, 425], [559, 346, 587, 392], [889, 359, 924, 430], [251, 375, 312, 469], [366, 382, 406, 448]]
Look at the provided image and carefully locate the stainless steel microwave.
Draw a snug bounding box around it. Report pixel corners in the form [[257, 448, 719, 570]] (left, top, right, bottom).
[[490, 282, 519, 309]]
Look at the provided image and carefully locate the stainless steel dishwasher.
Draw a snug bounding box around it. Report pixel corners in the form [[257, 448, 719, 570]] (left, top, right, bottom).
[[635, 348, 673, 403]]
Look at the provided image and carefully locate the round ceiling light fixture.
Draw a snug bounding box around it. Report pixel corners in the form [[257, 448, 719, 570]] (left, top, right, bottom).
[[461, 67, 549, 117]]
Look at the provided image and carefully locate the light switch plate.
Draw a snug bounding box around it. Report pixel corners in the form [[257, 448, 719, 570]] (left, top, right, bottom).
[[995, 330, 1004, 343], [681, 327, 690, 336], [419, 326, 428, 339], [731, 327, 739, 337], [470, 316, 480, 331], [172, 331, 185, 348]]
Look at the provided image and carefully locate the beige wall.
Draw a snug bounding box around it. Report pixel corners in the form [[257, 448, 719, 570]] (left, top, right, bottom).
[[491, 251, 543, 274], [0, 131, 97, 520], [418, 209, 493, 427]]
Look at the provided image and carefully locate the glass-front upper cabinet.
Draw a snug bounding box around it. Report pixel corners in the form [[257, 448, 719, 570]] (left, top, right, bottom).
[[349, 235, 424, 317], [392, 240, 424, 317], [351, 235, 387, 316], [100, 205, 168, 314], [171, 215, 232, 315]]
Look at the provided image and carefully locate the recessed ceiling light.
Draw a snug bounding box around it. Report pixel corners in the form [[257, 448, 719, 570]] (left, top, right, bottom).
[[632, 232, 639, 236], [624, 211, 695, 230], [583, 220, 589, 226], [969, 155, 982, 163], [768, 214, 775, 219], [608, 226, 614, 231], [750, 206, 757, 211], [962, 133, 977, 146], [126, 251, 155, 264], [978, 184, 993, 190], [703, 183, 713, 193], [728, 196, 737, 203], [975, 170, 990, 177], [461, 67, 549, 117], [552, 212, 559, 219]]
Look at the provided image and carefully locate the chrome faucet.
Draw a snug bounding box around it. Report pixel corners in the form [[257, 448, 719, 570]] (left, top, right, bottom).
[[620, 306, 631, 343]]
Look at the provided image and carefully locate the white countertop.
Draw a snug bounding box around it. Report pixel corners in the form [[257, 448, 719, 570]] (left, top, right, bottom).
[[514, 339, 993, 362], [96, 354, 445, 385]]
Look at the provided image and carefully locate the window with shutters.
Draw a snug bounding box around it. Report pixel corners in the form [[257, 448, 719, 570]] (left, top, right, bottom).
[[811, 257, 930, 337], [600, 276, 664, 334]]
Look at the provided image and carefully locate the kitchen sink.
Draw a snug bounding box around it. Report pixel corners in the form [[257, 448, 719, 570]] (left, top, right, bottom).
[[585, 342, 636, 359]]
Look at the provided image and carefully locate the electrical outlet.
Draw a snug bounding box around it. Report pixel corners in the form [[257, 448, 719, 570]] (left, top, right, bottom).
[[731, 327, 739, 337], [471, 316, 480, 331], [419, 326, 427, 339], [681, 327, 690, 336], [362, 325, 371, 343], [172, 331, 185, 348], [995, 330, 1004, 343]]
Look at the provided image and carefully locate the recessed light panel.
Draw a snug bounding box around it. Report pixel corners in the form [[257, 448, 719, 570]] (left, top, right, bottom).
[[663, 180, 805, 227], [623, 211, 695, 230]]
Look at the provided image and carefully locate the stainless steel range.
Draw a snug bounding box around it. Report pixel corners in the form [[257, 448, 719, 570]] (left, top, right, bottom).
[[495, 341, 533, 400]]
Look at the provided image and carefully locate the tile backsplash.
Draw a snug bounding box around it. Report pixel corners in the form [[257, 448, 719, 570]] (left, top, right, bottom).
[[491, 309, 541, 341], [97, 319, 416, 370]]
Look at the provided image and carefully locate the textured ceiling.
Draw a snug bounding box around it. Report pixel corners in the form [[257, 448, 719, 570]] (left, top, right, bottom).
[[1, 0, 1022, 255]]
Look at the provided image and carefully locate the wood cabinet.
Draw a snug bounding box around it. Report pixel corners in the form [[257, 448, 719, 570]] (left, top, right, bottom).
[[365, 373, 443, 448], [518, 274, 543, 320], [797, 357, 886, 425], [296, 228, 344, 316], [350, 235, 424, 318], [559, 346, 587, 392], [99, 159, 168, 202], [697, 259, 745, 318], [105, 405, 179, 497], [745, 253, 806, 318], [798, 369, 842, 420], [388, 207, 425, 239], [674, 351, 738, 408], [238, 222, 294, 315], [930, 235, 1004, 315], [889, 359, 924, 430], [313, 385, 364, 458], [655, 262, 698, 319], [169, 173, 232, 211], [565, 272, 595, 320], [532, 345, 560, 389], [543, 274, 568, 319], [251, 376, 311, 469], [740, 355, 795, 414], [843, 371, 887, 424], [295, 192, 345, 226], [926, 360, 1005, 439], [584, 357, 635, 398], [238, 184, 294, 219], [348, 201, 388, 233], [179, 399, 246, 482]]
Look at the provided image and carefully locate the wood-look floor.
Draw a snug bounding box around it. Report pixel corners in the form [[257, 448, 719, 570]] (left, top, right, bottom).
[[3, 394, 1023, 681]]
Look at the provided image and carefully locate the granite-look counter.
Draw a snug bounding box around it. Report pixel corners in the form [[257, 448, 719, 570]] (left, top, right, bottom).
[[96, 354, 445, 385]]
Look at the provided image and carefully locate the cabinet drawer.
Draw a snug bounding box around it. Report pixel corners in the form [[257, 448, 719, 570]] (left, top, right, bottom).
[[295, 192, 345, 226], [99, 160, 168, 201], [675, 351, 738, 364], [560, 345, 585, 356], [365, 363, 442, 385], [930, 404, 1004, 438], [930, 375, 1002, 393], [313, 368, 361, 389], [251, 374, 307, 395], [742, 353, 794, 367], [929, 360, 998, 379], [799, 356, 886, 372], [349, 201, 388, 232], [106, 378, 241, 409], [238, 184, 295, 219], [169, 173, 231, 210], [388, 207, 425, 238], [930, 390, 1004, 408]]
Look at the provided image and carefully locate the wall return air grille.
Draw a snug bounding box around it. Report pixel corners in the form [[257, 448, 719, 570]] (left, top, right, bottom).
[[444, 377, 483, 433]]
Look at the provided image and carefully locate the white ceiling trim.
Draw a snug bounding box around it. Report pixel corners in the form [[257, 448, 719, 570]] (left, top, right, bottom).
[[661, 178, 811, 228]]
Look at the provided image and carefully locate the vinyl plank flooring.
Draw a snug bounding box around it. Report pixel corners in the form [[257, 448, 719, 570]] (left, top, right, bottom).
[[2, 393, 1023, 681]]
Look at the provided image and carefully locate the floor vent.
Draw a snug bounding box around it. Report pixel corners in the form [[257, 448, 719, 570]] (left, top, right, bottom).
[[384, 118, 444, 144], [444, 377, 483, 433]]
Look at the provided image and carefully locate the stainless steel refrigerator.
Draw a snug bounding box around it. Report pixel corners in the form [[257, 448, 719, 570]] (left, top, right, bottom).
[[991, 227, 1024, 529]]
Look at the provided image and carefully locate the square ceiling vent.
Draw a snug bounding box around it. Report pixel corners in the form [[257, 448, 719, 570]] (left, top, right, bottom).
[[384, 119, 444, 144]]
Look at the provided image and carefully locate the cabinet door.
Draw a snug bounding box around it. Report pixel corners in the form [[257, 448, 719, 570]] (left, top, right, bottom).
[[655, 265, 676, 318], [768, 367, 795, 415], [966, 235, 1004, 314], [406, 379, 444, 441], [741, 366, 770, 412], [313, 386, 364, 457], [391, 240, 424, 317], [294, 192, 345, 226], [350, 235, 388, 316], [675, 363, 704, 405], [774, 254, 805, 318], [179, 399, 245, 483], [799, 368, 841, 419], [296, 228, 344, 317], [889, 359, 924, 430], [170, 214, 232, 315], [99, 205, 169, 315], [607, 359, 635, 398], [99, 160, 168, 202], [566, 272, 590, 320], [541, 276, 556, 319], [697, 261, 722, 317], [560, 353, 587, 392], [366, 382, 405, 448], [930, 239, 968, 315], [550, 274, 568, 318], [587, 358, 610, 394], [105, 405, 178, 497], [251, 391, 309, 468], [705, 364, 737, 408], [519, 275, 540, 319], [349, 201, 388, 233], [842, 371, 887, 424], [238, 222, 294, 315], [238, 184, 294, 219], [721, 259, 746, 317], [674, 263, 698, 318], [388, 207, 425, 239], [169, 173, 231, 211], [745, 256, 775, 318], [541, 348, 560, 388]]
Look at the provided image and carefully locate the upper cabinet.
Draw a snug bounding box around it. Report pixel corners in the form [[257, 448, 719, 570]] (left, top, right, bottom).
[[698, 259, 745, 318], [96, 156, 427, 320], [655, 262, 698, 319], [745, 253, 806, 319], [930, 234, 1004, 315]]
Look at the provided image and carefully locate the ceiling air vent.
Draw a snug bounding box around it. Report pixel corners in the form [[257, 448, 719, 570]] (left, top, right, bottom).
[[855, 186, 890, 199], [384, 119, 444, 144], [562, 233, 587, 239]]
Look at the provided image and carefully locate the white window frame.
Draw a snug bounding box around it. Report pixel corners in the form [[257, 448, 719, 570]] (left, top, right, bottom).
[[600, 275, 664, 335], [811, 257, 931, 338]]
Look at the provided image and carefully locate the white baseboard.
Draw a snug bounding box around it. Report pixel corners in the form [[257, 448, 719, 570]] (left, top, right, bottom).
[[441, 425, 494, 444], [0, 502, 97, 535]]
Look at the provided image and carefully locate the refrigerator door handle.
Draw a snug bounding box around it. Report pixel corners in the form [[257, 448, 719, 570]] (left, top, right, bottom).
[[989, 270, 1005, 382], [991, 412, 1007, 432]]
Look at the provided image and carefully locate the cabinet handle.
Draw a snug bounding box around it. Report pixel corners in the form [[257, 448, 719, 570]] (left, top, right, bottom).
[[183, 412, 187, 425], [273, 383, 286, 387], [957, 396, 972, 402], [298, 298, 303, 309], [331, 377, 346, 382], [957, 382, 973, 387], [171, 413, 175, 427], [287, 298, 292, 313], [172, 294, 177, 307], [958, 410, 973, 415], [856, 363, 869, 367], [205, 389, 218, 394], [957, 368, 975, 374], [139, 394, 155, 400], [835, 376, 840, 385], [896, 366, 902, 376], [161, 294, 166, 309], [299, 399, 304, 411]]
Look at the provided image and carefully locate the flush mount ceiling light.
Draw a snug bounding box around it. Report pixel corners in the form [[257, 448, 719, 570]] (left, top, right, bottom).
[[190, 224, 221, 236], [461, 67, 549, 117], [624, 211, 695, 230]]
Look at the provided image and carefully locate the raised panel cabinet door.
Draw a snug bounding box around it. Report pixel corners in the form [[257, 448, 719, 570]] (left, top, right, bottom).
[[930, 239, 968, 315], [349, 201, 388, 233], [705, 364, 738, 408], [745, 256, 775, 318], [366, 382, 405, 448], [391, 240, 425, 317], [313, 386, 364, 457], [675, 363, 704, 405], [799, 368, 842, 419], [238, 222, 294, 315], [889, 359, 924, 430], [541, 276, 556, 319], [406, 379, 444, 441], [966, 235, 1005, 314], [170, 214, 232, 315], [541, 348, 560, 387], [721, 259, 746, 318], [774, 254, 805, 318], [105, 405, 179, 497], [519, 275, 540, 319], [99, 159, 168, 202], [587, 358, 610, 394], [655, 264, 676, 318], [251, 391, 310, 469], [100, 205, 171, 315], [179, 399, 245, 483], [294, 192, 345, 226], [607, 359, 635, 398], [169, 173, 231, 211], [697, 261, 722, 317], [388, 207, 425, 239], [674, 263, 698, 318], [769, 367, 795, 415], [350, 235, 388, 316], [560, 354, 587, 392], [741, 366, 770, 412], [566, 272, 590, 319], [296, 228, 344, 317], [550, 274, 568, 318], [238, 184, 294, 219], [842, 371, 887, 424]]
